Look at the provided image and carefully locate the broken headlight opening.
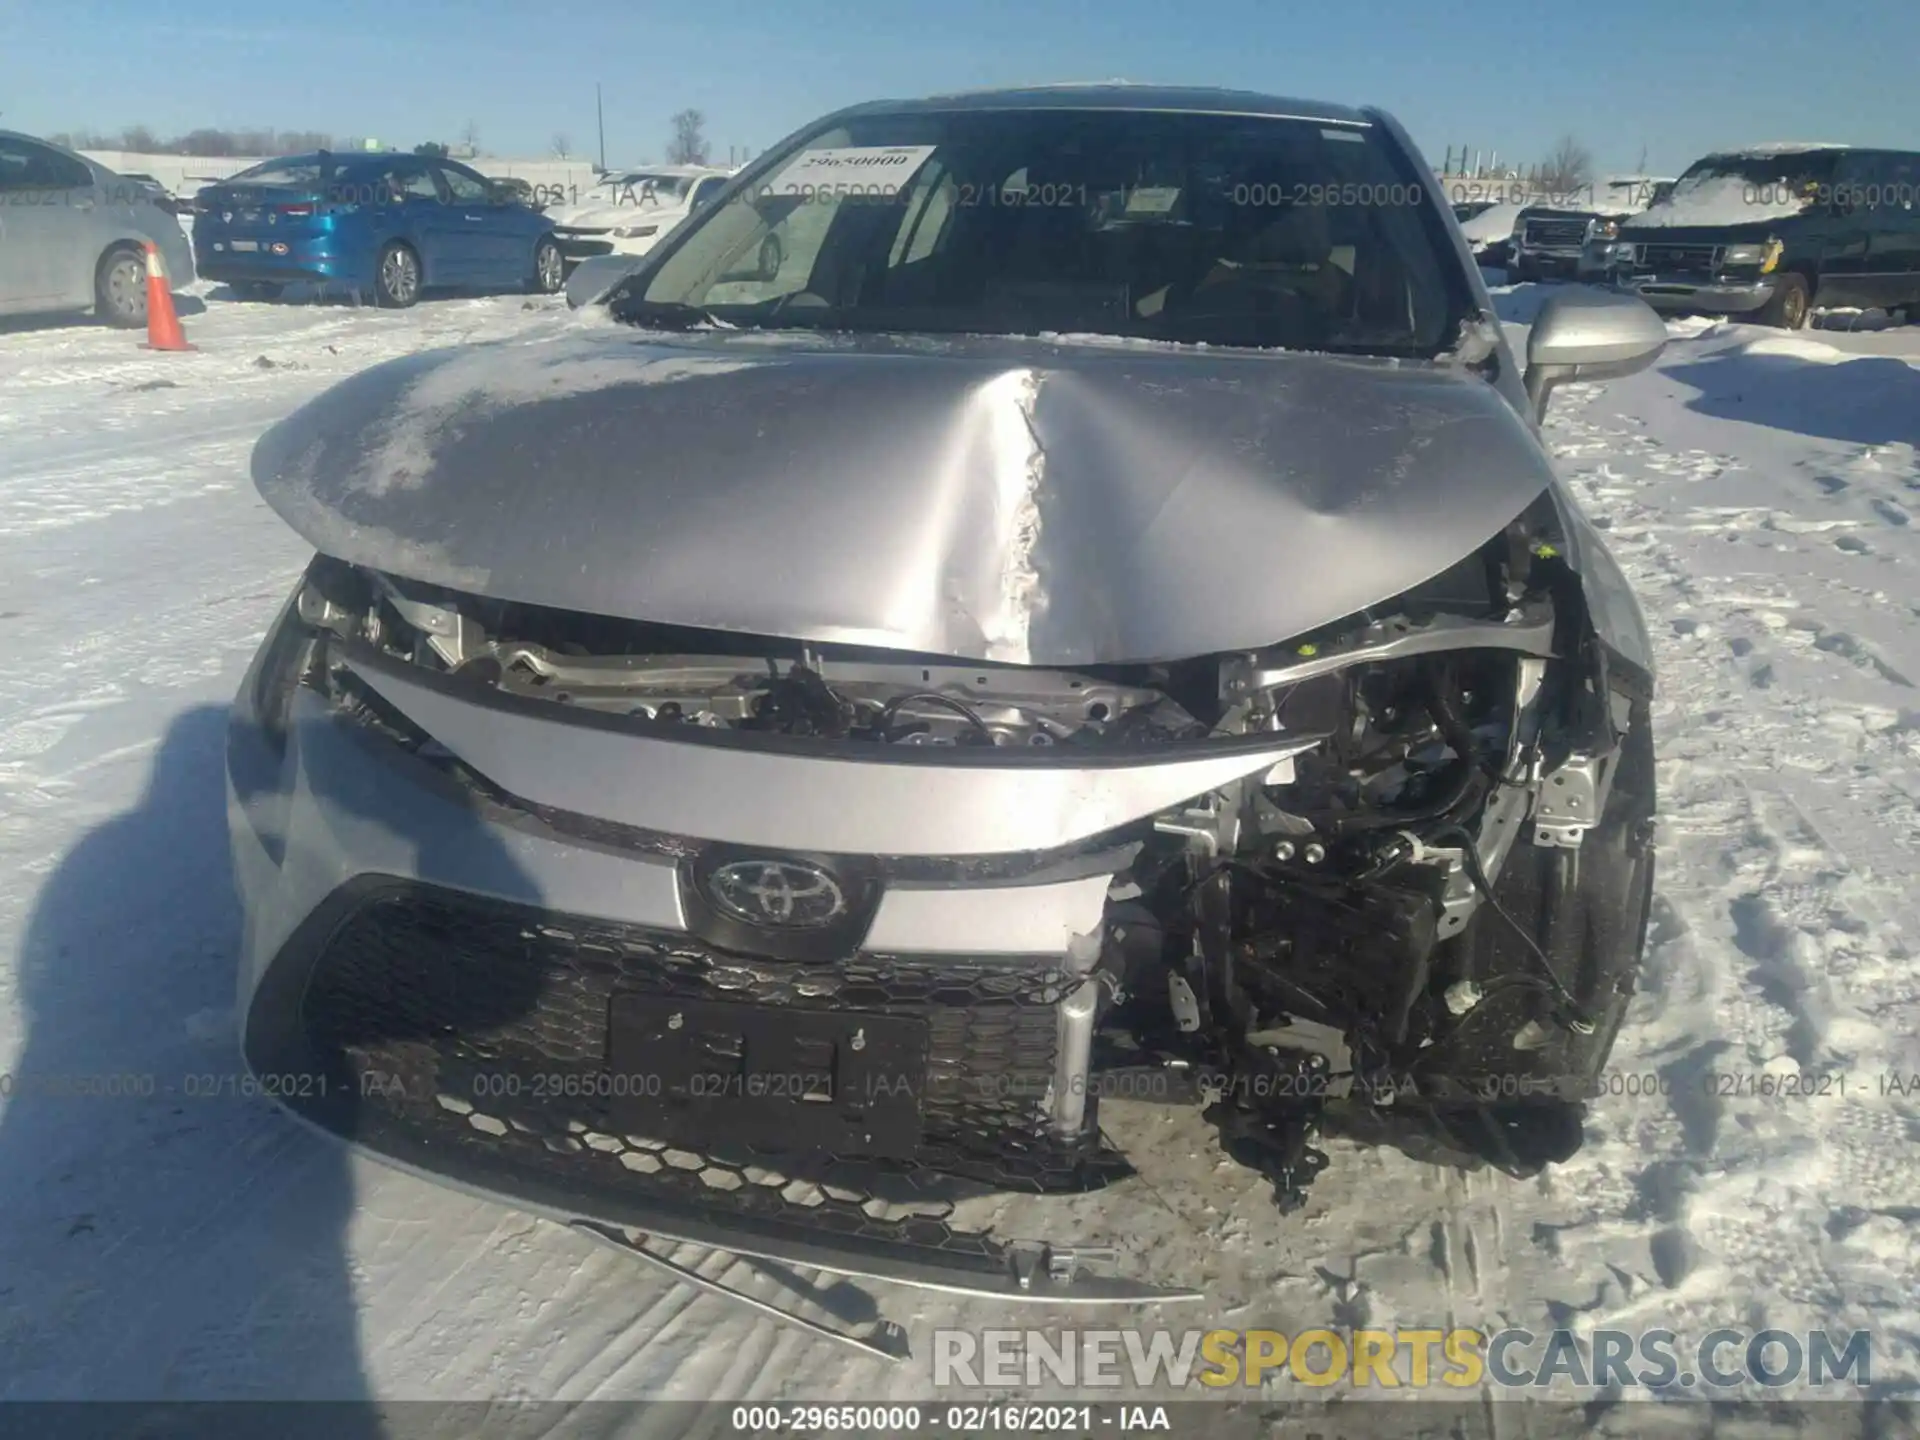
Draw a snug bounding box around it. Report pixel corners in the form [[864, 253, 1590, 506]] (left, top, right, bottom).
[[266, 511, 1654, 1216]]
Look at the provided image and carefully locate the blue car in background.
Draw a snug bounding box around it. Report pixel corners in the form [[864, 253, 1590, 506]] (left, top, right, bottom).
[[192, 151, 565, 307]]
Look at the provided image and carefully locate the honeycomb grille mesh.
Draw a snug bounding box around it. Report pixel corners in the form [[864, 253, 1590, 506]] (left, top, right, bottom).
[[301, 886, 1116, 1249]]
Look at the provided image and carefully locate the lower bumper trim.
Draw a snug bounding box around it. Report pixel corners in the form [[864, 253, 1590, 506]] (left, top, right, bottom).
[[267, 1082, 1201, 1303], [1615, 277, 1776, 313], [243, 876, 1199, 1305]]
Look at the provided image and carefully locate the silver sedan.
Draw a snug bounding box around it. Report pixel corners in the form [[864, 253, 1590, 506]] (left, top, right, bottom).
[[0, 129, 197, 328]]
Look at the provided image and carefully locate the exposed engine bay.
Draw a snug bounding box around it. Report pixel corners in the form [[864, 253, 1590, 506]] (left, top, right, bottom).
[[280, 501, 1655, 1214]]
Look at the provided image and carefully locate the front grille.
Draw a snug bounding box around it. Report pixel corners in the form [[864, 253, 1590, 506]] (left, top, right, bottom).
[[1523, 217, 1590, 248], [1636, 242, 1716, 272], [297, 886, 1117, 1249]]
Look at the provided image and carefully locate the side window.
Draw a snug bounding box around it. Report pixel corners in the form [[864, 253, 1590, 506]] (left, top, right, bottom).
[[1835, 152, 1889, 209], [691, 176, 726, 210], [436, 164, 491, 204], [1882, 155, 1920, 212], [0, 139, 36, 191], [381, 162, 441, 202], [886, 164, 956, 269], [0, 138, 91, 191], [686, 195, 842, 306]]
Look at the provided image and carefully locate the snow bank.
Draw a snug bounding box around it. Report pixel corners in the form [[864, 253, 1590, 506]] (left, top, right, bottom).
[[1733, 336, 1855, 364]]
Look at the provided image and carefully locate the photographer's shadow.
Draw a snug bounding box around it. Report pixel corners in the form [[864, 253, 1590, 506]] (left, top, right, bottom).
[[0, 705, 377, 1423]]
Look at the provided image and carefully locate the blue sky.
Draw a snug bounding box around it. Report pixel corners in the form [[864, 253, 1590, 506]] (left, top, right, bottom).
[[2, 0, 1913, 175]]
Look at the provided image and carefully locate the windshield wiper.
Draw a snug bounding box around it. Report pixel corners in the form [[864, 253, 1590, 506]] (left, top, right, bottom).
[[608, 297, 728, 331]]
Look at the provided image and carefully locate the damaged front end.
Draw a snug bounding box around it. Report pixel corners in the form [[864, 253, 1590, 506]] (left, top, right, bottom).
[[237, 482, 1653, 1257]]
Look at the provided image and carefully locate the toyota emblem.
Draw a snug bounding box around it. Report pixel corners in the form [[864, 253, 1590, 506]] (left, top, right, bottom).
[[708, 859, 847, 929]]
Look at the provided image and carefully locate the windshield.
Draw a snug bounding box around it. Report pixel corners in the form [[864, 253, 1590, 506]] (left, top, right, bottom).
[[227, 157, 329, 186], [613, 108, 1469, 357], [1676, 151, 1840, 191], [1632, 149, 1842, 229]]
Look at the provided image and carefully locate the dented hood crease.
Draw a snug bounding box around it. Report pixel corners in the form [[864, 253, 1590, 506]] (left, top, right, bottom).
[[250, 327, 1557, 666]]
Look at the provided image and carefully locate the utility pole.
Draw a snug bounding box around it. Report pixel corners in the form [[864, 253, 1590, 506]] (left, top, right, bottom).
[[596, 83, 606, 173]]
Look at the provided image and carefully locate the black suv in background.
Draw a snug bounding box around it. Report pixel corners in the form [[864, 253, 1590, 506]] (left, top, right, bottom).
[[1595, 145, 1920, 327]]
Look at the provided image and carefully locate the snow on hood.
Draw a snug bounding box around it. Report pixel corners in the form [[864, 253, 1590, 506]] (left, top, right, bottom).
[[1626, 174, 1812, 230], [279, 327, 755, 500], [251, 329, 1560, 666], [1459, 202, 1525, 243]]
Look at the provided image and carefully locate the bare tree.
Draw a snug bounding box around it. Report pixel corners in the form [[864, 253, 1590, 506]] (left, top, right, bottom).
[[666, 109, 710, 166], [1537, 135, 1594, 195], [550, 132, 572, 159], [54, 122, 334, 158]]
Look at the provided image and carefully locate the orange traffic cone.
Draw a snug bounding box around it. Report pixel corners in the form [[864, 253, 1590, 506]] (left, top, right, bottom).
[[140, 242, 194, 352]]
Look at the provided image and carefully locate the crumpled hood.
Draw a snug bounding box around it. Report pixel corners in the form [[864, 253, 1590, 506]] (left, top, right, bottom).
[[251, 325, 1557, 667]]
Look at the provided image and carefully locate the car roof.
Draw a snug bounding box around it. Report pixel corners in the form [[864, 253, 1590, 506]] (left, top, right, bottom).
[[240, 151, 451, 169], [1689, 144, 1857, 164], [0, 127, 91, 154], [832, 83, 1373, 126], [601, 164, 733, 181]]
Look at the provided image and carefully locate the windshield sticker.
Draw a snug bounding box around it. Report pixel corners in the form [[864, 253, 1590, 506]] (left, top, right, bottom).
[[1123, 186, 1182, 215], [762, 146, 938, 201]]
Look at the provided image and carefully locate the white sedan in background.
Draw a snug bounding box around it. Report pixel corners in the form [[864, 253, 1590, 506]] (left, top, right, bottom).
[[548, 165, 734, 271]]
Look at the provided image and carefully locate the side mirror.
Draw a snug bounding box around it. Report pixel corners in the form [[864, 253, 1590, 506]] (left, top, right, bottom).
[[565, 253, 646, 309], [1524, 288, 1668, 420]]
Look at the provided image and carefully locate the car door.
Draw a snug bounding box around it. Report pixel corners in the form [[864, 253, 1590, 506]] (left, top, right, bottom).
[[369, 158, 449, 282], [1870, 152, 1920, 310], [1818, 151, 1883, 309], [0, 136, 100, 311], [432, 162, 519, 285]]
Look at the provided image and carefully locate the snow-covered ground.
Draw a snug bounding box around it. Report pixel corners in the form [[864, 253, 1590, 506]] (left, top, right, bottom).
[[2, 282, 1918, 1424]]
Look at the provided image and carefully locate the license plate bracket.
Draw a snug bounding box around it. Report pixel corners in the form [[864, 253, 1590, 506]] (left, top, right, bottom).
[[605, 994, 929, 1158]]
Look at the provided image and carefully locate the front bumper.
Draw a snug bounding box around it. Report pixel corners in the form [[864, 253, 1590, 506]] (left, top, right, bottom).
[[226, 620, 1299, 1300], [1510, 247, 1583, 278], [1610, 274, 1778, 314], [554, 230, 663, 262]]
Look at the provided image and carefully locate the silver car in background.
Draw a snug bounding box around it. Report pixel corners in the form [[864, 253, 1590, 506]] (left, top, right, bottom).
[[0, 129, 197, 327]]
